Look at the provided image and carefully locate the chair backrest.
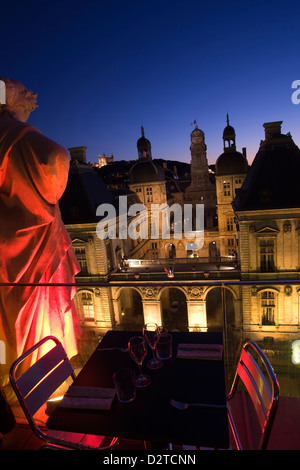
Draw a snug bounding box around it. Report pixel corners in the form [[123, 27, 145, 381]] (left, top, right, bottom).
[[227, 341, 280, 450], [9, 336, 75, 434]]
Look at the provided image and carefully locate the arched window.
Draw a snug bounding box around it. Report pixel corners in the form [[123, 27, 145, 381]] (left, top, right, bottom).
[[261, 290, 276, 325], [80, 291, 94, 321], [74, 246, 88, 274]]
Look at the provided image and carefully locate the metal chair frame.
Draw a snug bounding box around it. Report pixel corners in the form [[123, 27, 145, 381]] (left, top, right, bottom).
[[227, 340, 280, 450], [9, 335, 118, 450]]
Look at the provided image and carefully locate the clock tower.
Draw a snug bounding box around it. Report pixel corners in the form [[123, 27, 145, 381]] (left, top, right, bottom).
[[185, 126, 217, 229]]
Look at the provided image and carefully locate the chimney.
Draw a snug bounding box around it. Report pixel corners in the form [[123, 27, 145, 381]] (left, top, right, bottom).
[[242, 147, 247, 158], [68, 146, 87, 163], [263, 122, 283, 140]]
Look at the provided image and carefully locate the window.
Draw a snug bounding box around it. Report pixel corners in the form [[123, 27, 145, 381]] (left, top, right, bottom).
[[227, 217, 234, 231], [81, 292, 94, 321], [146, 187, 153, 203], [74, 247, 88, 274], [223, 181, 231, 196], [260, 239, 275, 272], [261, 291, 275, 325]]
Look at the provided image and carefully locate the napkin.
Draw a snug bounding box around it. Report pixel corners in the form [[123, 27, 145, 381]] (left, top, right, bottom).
[[60, 386, 116, 410], [177, 343, 223, 360]]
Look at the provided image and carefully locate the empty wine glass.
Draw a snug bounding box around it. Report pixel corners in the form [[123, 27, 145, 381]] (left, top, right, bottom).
[[128, 336, 151, 387], [143, 323, 162, 369], [157, 326, 168, 337]]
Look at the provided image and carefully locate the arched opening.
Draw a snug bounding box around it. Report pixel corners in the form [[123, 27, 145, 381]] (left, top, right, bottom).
[[209, 241, 219, 261], [165, 243, 176, 259], [118, 288, 144, 330], [160, 288, 188, 331], [205, 287, 235, 331]]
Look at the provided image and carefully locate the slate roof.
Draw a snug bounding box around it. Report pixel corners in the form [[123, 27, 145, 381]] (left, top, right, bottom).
[[232, 130, 300, 212]]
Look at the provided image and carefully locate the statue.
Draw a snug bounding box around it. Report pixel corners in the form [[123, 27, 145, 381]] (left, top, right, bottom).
[[0, 78, 81, 384]]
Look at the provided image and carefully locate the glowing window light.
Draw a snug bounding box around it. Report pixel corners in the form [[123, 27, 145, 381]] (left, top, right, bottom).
[[291, 340, 300, 365]]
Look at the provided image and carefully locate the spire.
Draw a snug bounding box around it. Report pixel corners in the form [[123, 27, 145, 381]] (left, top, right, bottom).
[[137, 126, 152, 160], [223, 115, 236, 151]]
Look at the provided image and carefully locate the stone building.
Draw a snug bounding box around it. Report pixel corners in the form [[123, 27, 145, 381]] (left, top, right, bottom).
[[233, 121, 300, 342], [60, 119, 300, 346]]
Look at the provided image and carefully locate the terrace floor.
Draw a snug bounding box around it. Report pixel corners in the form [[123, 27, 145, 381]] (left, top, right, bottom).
[[1, 395, 300, 451]]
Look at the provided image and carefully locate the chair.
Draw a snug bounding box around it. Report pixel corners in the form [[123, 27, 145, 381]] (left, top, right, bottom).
[[9, 335, 118, 450], [227, 340, 280, 450]]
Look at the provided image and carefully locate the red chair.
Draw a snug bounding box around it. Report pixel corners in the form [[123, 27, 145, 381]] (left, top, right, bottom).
[[227, 341, 280, 450]]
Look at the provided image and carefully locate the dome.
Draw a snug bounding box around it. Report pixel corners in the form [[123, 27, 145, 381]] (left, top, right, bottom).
[[129, 160, 165, 184], [215, 151, 248, 176], [137, 135, 151, 150], [223, 125, 235, 138], [191, 126, 204, 138]]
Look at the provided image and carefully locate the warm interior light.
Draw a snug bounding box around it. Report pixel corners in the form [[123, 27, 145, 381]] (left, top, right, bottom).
[[292, 340, 300, 365]]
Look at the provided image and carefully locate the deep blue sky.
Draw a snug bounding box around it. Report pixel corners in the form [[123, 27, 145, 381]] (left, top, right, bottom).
[[2, 0, 299, 165]]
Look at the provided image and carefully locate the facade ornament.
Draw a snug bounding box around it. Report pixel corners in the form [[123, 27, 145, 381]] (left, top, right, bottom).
[[283, 220, 292, 233], [251, 286, 258, 296], [284, 285, 292, 296]]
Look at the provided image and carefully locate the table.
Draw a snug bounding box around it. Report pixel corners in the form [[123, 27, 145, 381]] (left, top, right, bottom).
[[47, 330, 230, 449]]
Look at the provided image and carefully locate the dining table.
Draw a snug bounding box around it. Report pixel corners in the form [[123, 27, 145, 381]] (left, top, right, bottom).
[[47, 330, 230, 449]]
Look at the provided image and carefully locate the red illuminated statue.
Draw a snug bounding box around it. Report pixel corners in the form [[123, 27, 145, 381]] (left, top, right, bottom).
[[0, 78, 80, 384]]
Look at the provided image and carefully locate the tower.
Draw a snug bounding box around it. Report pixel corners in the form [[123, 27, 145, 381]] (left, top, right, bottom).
[[215, 116, 248, 257], [185, 125, 217, 229], [137, 126, 152, 160]]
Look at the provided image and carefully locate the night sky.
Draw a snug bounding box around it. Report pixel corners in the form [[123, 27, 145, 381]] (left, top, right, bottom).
[[2, 0, 299, 165]]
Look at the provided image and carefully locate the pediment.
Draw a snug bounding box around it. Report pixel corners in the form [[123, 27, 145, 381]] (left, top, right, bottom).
[[256, 226, 279, 233], [72, 237, 88, 244]]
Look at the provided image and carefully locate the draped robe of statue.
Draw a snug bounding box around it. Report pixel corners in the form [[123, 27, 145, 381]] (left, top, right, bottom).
[[0, 116, 81, 382]]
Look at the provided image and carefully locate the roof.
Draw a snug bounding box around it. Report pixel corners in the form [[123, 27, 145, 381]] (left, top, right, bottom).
[[191, 126, 204, 137], [129, 160, 165, 184], [215, 150, 248, 176], [223, 125, 235, 138], [233, 131, 300, 212], [137, 135, 151, 149], [59, 161, 114, 224]]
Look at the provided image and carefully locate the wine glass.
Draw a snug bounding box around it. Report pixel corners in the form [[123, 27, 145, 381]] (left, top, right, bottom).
[[128, 336, 151, 387], [143, 323, 162, 369], [157, 326, 168, 337]]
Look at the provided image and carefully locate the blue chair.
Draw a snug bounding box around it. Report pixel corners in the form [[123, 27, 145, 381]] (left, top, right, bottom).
[[9, 336, 118, 450]]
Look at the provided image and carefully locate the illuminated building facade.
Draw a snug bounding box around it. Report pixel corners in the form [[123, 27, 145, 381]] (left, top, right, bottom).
[[60, 120, 300, 346]]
